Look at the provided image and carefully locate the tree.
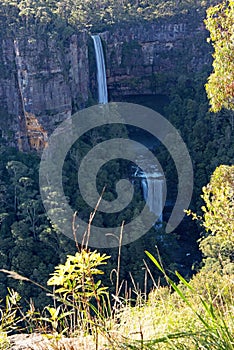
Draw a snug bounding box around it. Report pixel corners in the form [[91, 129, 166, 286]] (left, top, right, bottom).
[[199, 165, 234, 273], [205, 0, 234, 112], [6, 161, 30, 212]]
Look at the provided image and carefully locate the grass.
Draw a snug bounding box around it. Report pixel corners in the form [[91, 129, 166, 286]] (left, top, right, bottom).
[[1, 255, 233, 349], [113, 252, 234, 350], [0, 210, 233, 349]]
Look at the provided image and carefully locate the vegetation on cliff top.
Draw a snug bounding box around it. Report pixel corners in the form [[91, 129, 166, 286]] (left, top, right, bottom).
[[0, 0, 220, 34]]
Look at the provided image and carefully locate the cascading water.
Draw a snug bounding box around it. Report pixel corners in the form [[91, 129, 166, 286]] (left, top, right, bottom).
[[133, 162, 164, 224], [91, 35, 108, 104], [92, 35, 164, 223], [141, 176, 164, 223]]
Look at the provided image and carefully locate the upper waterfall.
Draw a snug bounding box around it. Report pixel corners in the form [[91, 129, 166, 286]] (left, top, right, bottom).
[[91, 35, 108, 104]]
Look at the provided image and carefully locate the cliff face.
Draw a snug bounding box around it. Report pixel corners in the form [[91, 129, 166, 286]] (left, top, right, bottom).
[[102, 20, 211, 98], [0, 17, 211, 151], [0, 31, 89, 151]]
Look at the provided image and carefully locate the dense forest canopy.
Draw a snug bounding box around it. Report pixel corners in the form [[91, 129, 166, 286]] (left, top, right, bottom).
[[0, 0, 221, 33]]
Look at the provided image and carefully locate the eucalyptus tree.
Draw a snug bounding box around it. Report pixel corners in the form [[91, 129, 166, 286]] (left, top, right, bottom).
[[205, 0, 234, 112]]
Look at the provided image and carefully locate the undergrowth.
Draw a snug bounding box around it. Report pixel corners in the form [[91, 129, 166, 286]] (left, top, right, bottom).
[[0, 246, 233, 350], [116, 251, 234, 349], [0, 172, 233, 349]]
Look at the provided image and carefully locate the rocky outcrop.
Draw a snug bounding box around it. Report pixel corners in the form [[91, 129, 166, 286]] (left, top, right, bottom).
[[8, 333, 106, 350], [0, 15, 211, 151], [0, 31, 89, 151]]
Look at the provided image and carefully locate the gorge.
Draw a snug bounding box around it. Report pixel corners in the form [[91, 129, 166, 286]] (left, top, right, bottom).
[[0, 2, 233, 310], [0, 14, 211, 151]]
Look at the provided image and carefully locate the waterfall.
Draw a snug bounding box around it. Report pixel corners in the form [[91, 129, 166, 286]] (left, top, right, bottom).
[[91, 35, 108, 104], [141, 177, 164, 223], [133, 163, 164, 224]]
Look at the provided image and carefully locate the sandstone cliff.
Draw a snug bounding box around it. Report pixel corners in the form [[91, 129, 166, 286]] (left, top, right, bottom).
[[0, 16, 211, 151], [0, 31, 89, 151], [103, 19, 211, 98]]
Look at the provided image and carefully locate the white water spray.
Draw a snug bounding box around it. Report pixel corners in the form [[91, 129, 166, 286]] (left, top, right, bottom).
[[91, 35, 108, 104]]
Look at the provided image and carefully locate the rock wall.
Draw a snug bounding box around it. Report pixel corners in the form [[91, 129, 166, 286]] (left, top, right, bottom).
[[0, 31, 89, 151], [0, 16, 211, 151], [102, 20, 211, 98]]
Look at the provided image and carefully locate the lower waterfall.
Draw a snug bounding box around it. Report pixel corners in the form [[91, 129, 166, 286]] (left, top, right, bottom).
[[133, 162, 164, 224], [141, 177, 164, 223]]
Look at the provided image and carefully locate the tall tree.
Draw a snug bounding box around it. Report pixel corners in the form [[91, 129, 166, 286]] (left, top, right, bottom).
[[205, 0, 234, 112], [199, 165, 234, 273]]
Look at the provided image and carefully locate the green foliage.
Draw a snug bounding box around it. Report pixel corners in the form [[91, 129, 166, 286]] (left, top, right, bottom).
[[0, 247, 112, 339], [0, 288, 21, 348], [47, 249, 111, 333], [0, 158, 233, 348], [119, 251, 234, 350], [0, 0, 221, 35], [199, 164, 234, 272], [39, 305, 72, 334], [205, 0, 234, 112], [47, 250, 110, 297], [0, 146, 76, 306]]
